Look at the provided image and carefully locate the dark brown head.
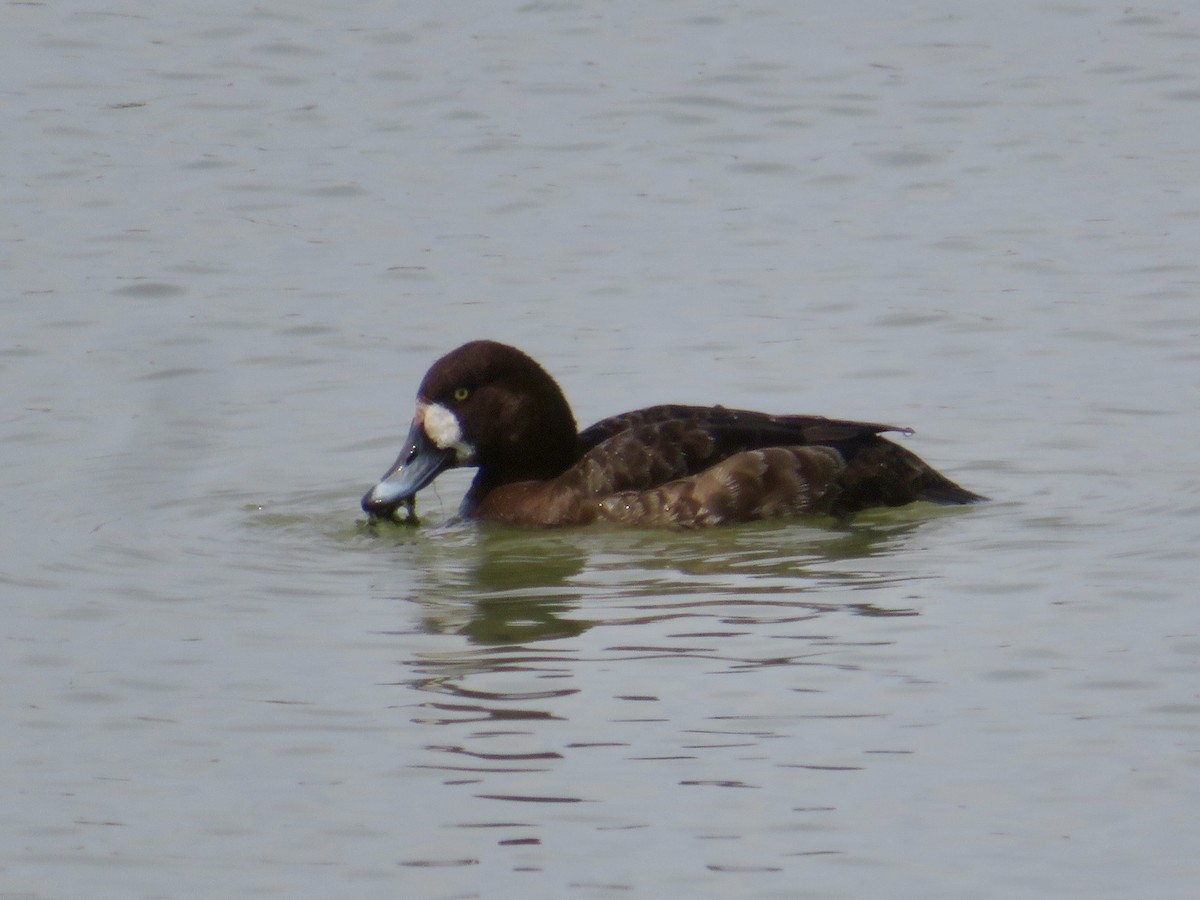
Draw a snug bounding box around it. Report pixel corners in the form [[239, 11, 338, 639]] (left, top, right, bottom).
[[361, 341, 579, 519]]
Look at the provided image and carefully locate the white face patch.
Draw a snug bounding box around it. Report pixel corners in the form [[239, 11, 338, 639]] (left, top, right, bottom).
[[421, 402, 475, 463]]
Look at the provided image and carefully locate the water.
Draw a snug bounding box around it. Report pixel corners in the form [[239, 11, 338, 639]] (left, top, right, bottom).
[[4, 1, 1200, 897]]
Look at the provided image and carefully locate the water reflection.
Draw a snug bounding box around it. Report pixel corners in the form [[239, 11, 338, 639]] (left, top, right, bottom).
[[356, 512, 964, 810], [363, 512, 941, 650], [300, 471, 980, 865]]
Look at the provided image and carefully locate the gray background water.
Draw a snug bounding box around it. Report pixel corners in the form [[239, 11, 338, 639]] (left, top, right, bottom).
[[4, 1, 1199, 898]]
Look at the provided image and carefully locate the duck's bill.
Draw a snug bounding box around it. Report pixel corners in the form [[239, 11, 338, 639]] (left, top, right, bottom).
[[361, 420, 455, 521]]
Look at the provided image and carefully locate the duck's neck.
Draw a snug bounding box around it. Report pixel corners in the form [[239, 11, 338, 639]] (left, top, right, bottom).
[[459, 414, 579, 518]]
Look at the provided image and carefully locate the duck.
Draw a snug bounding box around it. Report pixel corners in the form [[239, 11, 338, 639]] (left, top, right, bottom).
[[361, 340, 986, 527]]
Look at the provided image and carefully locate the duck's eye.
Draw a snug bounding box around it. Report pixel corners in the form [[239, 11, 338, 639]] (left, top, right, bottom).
[[452, 386, 470, 402]]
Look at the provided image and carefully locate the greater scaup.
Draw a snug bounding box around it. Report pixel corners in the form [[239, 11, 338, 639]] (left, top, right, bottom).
[[362, 340, 986, 526]]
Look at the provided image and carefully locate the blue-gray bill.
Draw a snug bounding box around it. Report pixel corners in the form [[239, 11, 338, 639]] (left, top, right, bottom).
[[361, 419, 454, 522]]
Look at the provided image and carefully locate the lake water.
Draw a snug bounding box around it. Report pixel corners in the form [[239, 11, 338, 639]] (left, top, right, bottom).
[[4, 1, 1199, 897]]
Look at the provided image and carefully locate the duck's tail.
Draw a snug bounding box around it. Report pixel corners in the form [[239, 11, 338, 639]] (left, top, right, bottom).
[[915, 467, 989, 505], [828, 435, 987, 516]]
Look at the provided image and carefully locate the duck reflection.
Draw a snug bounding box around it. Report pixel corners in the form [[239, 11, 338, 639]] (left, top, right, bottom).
[[362, 512, 969, 777], [364, 522, 593, 646], [365, 510, 950, 652]]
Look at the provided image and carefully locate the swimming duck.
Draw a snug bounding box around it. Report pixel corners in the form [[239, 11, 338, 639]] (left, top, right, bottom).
[[361, 340, 986, 527]]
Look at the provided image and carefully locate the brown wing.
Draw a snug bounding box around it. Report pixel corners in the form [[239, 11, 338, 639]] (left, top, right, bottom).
[[576, 405, 905, 456], [577, 405, 983, 513]]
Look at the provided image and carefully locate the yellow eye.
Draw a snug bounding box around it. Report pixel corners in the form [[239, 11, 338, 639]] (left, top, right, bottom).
[[453, 387, 470, 402]]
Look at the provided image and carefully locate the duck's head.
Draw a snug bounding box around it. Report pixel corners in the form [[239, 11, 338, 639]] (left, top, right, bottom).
[[361, 340, 578, 521]]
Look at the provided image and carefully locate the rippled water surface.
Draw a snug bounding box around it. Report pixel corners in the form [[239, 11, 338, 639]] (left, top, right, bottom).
[[5, 1, 1200, 898]]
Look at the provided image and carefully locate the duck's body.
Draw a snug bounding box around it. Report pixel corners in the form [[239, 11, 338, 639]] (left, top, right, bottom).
[[361, 341, 986, 527]]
